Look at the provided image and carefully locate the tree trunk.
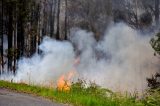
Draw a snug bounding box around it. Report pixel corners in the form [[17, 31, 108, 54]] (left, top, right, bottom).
[[13, 20, 17, 74], [56, 0, 61, 40], [155, 0, 159, 27], [17, 1, 25, 59], [64, 0, 68, 40], [37, 3, 41, 54], [7, 3, 13, 72], [0, 0, 4, 74], [50, 0, 54, 37], [135, 0, 139, 29], [38, 2, 42, 54]]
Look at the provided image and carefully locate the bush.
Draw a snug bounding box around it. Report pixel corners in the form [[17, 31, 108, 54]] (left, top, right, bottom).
[[147, 33, 160, 89], [147, 73, 160, 89], [150, 32, 160, 55]]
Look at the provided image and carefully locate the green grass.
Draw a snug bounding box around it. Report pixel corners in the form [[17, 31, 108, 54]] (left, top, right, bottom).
[[0, 80, 159, 106]]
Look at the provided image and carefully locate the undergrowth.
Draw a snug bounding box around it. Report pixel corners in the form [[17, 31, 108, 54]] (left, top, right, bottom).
[[0, 80, 159, 106]]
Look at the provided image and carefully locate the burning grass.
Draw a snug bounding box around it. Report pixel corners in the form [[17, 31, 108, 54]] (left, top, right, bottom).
[[57, 71, 75, 92], [0, 80, 159, 106]]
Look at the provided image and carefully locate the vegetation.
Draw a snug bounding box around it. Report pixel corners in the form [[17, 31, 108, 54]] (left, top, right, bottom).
[[0, 1, 160, 105], [0, 80, 160, 106], [143, 32, 160, 106], [147, 32, 160, 89], [150, 32, 160, 56], [0, 0, 160, 73]]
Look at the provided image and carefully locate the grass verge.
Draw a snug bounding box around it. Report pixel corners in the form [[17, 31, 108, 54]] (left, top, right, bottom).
[[0, 80, 159, 106]]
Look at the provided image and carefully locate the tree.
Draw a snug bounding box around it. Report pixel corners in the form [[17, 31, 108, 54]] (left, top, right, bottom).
[[17, 0, 26, 58], [147, 33, 160, 89], [0, 0, 159, 75], [7, 1, 13, 71], [64, 0, 68, 40], [56, 0, 61, 40], [49, 0, 54, 37], [68, 0, 112, 40], [150, 32, 160, 55], [0, 0, 4, 74]]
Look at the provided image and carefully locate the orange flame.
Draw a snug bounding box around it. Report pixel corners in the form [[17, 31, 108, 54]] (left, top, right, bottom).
[[57, 57, 80, 91], [57, 71, 75, 92]]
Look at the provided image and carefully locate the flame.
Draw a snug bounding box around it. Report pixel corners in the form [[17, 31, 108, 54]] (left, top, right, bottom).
[[57, 71, 75, 92], [57, 57, 79, 91]]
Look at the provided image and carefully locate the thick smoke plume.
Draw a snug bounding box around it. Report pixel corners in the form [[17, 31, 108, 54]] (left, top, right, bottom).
[[1, 23, 159, 92], [15, 38, 75, 86]]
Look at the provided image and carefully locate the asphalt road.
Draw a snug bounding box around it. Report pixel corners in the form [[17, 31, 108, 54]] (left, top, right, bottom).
[[0, 89, 67, 106]]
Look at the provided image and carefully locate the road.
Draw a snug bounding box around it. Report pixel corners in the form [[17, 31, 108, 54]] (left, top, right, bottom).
[[0, 89, 67, 106]]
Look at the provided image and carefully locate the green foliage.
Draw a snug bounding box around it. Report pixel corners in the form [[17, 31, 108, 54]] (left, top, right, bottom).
[[148, 33, 160, 89], [71, 79, 113, 97], [150, 32, 160, 55], [0, 80, 159, 106], [71, 79, 86, 92], [143, 88, 160, 106]]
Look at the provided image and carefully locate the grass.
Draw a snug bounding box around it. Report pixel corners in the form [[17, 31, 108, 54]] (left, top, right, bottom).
[[0, 80, 159, 106]]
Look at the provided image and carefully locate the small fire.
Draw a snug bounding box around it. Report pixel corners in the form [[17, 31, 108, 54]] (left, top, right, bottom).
[[57, 71, 75, 92], [57, 57, 80, 91]]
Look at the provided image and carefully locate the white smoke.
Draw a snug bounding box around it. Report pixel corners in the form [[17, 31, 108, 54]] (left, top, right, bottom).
[[1, 23, 159, 92], [14, 37, 75, 86], [71, 23, 159, 92]]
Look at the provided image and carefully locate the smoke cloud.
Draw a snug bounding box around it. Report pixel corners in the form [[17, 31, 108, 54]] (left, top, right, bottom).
[[71, 23, 159, 92], [1, 23, 159, 93]]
